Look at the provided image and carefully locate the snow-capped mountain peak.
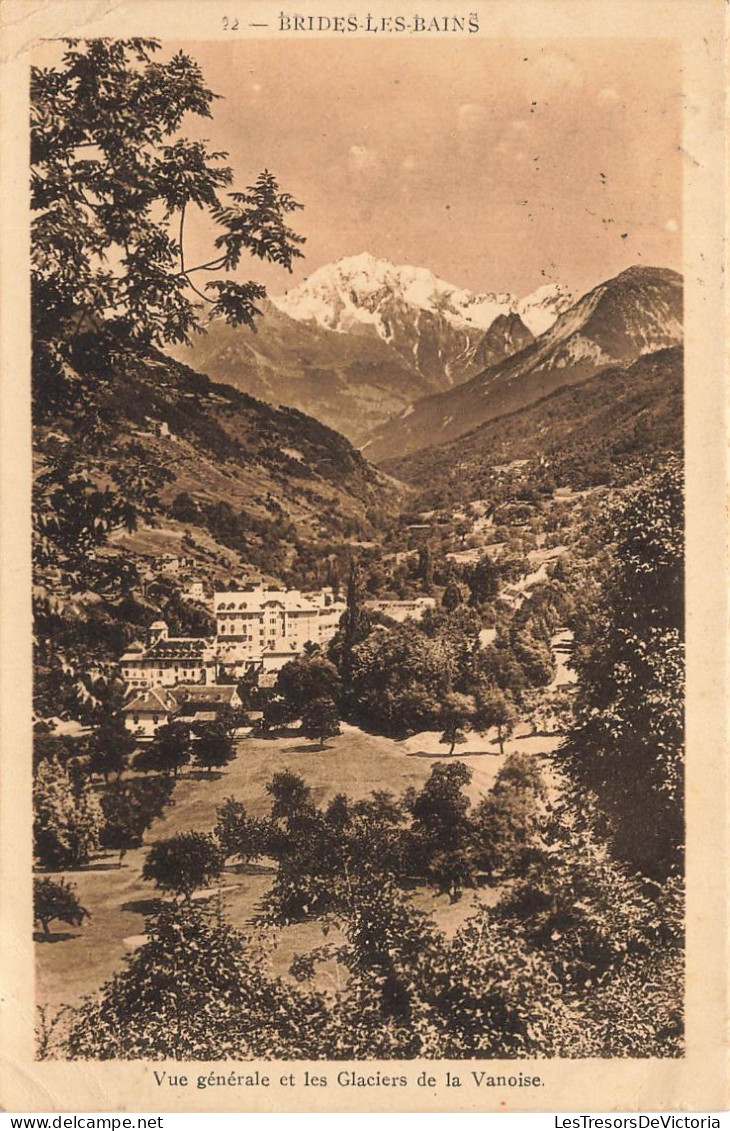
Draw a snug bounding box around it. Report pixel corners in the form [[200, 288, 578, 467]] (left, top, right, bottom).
[[272, 253, 572, 341], [268, 253, 576, 397], [516, 282, 575, 336]]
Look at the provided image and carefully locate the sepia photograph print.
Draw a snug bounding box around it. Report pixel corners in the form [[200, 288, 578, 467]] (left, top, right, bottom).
[[1, 0, 727, 1114]]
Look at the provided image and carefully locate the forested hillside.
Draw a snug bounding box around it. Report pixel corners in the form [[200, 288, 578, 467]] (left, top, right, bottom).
[[366, 267, 682, 462], [385, 347, 683, 503]]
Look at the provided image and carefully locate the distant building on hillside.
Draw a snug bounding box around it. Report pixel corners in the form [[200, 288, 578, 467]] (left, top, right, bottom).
[[159, 554, 196, 577]]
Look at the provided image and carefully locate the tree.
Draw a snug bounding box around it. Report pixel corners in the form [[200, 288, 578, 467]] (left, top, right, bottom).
[[214, 797, 270, 864], [468, 555, 500, 607], [88, 716, 136, 781], [142, 832, 224, 901], [563, 461, 684, 878], [408, 762, 476, 901], [326, 556, 341, 600], [34, 876, 89, 937], [300, 696, 341, 749], [418, 544, 434, 594], [474, 687, 517, 754], [33, 756, 103, 869], [192, 722, 235, 774], [348, 622, 456, 736], [438, 692, 476, 756], [149, 721, 192, 778], [266, 771, 315, 827], [334, 558, 372, 682], [274, 654, 342, 719], [441, 579, 463, 613], [512, 629, 555, 687], [31, 39, 304, 361], [472, 753, 548, 880], [99, 778, 173, 865], [310, 874, 570, 1058], [494, 818, 665, 989], [170, 491, 199, 523], [262, 772, 336, 921], [261, 694, 296, 733], [410, 761, 473, 850], [215, 704, 250, 738]]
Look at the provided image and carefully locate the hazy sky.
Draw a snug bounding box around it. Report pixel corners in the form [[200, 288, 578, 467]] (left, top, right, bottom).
[[46, 36, 683, 300]]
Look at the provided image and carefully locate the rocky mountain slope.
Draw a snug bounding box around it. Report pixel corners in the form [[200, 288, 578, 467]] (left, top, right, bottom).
[[169, 299, 434, 447], [365, 266, 683, 463], [171, 254, 571, 445], [35, 339, 401, 594], [471, 312, 534, 371]]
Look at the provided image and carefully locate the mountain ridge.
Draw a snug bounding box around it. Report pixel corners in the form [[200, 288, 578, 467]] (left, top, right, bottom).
[[272, 251, 573, 339], [364, 265, 683, 463], [170, 254, 573, 444], [34, 339, 402, 596]]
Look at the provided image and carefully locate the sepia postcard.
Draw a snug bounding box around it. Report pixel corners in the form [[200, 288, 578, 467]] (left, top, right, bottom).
[[0, 0, 727, 1114]]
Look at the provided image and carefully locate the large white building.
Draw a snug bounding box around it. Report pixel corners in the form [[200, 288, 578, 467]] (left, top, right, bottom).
[[214, 586, 345, 661], [120, 588, 346, 693], [119, 622, 217, 691]]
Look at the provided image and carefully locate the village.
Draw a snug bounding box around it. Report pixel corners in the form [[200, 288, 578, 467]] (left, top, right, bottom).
[[120, 580, 438, 740]]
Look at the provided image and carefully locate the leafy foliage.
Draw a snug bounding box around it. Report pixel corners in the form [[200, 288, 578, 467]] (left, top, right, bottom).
[[34, 457, 138, 593], [563, 460, 684, 877], [99, 777, 174, 864], [300, 696, 341, 748], [346, 622, 456, 736], [192, 722, 236, 773], [438, 692, 476, 755], [471, 753, 549, 880], [88, 716, 136, 781], [214, 797, 270, 864], [142, 832, 224, 901], [33, 756, 103, 869], [264, 654, 343, 732], [57, 770, 683, 1060], [63, 904, 326, 1059], [31, 38, 304, 352], [34, 876, 89, 937], [144, 721, 192, 778]]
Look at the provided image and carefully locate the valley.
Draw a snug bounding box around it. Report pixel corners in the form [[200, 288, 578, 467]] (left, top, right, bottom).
[[29, 34, 685, 1061]]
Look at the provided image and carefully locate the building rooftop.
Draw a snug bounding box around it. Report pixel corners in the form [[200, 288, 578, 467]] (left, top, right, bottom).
[[123, 687, 178, 714], [171, 684, 240, 706], [145, 638, 214, 659]]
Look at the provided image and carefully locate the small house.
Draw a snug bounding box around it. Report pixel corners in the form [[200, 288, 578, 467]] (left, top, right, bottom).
[[122, 687, 178, 741]]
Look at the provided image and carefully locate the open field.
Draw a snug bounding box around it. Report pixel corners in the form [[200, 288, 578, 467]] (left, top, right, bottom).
[[35, 722, 560, 1010]]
